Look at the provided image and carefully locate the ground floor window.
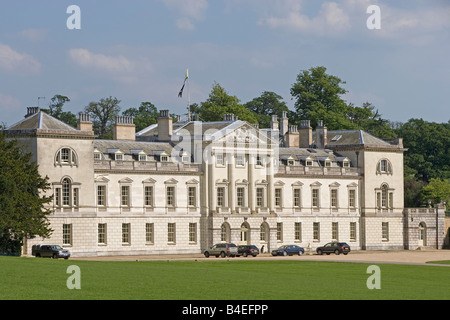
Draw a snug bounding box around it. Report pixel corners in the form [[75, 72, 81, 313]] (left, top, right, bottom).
[[63, 224, 72, 245], [168, 223, 176, 243], [313, 222, 320, 241], [98, 223, 107, 244], [382, 222, 389, 241], [295, 222, 302, 242], [350, 222, 357, 241], [146, 223, 154, 244], [189, 223, 197, 243], [122, 223, 131, 244]]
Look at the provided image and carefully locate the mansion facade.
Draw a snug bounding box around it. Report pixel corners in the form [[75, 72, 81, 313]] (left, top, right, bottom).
[[4, 107, 446, 257]]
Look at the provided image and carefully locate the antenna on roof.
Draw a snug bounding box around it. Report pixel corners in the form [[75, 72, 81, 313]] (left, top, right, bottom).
[[38, 96, 45, 107]]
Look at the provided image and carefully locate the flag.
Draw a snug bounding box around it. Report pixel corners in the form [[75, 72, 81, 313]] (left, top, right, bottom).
[[178, 69, 189, 98]]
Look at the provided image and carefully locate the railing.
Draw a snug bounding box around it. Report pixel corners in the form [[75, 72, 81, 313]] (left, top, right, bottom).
[[94, 160, 200, 172], [276, 165, 359, 176]]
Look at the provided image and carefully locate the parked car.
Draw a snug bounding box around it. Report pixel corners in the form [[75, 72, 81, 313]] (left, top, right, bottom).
[[32, 244, 71, 259], [316, 242, 351, 255], [271, 245, 304, 256], [236, 245, 259, 257], [204, 243, 238, 258]]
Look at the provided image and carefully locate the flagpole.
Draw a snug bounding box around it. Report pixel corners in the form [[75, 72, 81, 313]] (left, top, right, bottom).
[[187, 69, 191, 121]]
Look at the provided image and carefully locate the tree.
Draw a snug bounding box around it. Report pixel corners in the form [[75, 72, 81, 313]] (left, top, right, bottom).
[[421, 178, 450, 211], [85, 96, 121, 139], [197, 82, 258, 123], [0, 133, 52, 255], [41, 94, 78, 128], [244, 91, 289, 128], [122, 102, 159, 132], [290, 66, 356, 129], [404, 177, 426, 208], [394, 119, 450, 182]]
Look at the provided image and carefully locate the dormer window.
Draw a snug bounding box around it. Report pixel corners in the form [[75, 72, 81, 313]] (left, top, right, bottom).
[[115, 153, 123, 161], [161, 155, 168, 162], [139, 154, 147, 162]]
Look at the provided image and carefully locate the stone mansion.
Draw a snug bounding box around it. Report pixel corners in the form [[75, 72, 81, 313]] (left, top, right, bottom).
[[4, 107, 446, 257]]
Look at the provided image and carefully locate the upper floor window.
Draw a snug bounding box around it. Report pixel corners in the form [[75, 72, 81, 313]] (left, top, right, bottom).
[[55, 147, 78, 166], [377, 159, 392, 174], [216, 154, 224, 166], [236, 155, 245, 167]]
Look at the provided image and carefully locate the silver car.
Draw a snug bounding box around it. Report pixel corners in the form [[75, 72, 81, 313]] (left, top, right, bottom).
[[204, 243, 238, 258]]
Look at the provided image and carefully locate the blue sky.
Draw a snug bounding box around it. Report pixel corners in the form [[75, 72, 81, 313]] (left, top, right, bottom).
[[1, 0, 449, 126]]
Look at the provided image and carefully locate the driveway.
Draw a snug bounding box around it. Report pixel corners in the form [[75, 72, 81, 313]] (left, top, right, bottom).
[[72, 249, 450, 266]]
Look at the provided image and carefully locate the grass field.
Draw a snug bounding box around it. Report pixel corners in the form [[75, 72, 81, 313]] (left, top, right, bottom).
[[0, 256, 449, 300]]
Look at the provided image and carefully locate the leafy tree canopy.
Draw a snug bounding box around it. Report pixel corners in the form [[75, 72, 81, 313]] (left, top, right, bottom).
[[194, 82, 258, 123], [85, 96, 121, 139], [122, 102, 159, 132], [394, 118, 450, 182], [41, 94, 77, 128], [0, 133, 52, 254], [244, 91, 289, 128]]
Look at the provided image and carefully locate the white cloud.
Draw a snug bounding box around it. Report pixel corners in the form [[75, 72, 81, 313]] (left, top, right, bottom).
[[0, 43, 41, 74], [69, 48, 134, 73], [160, 0, 208, 30], [372, 4, 450, 44], [68, 48, 154, 86], [259, 1, 351, 36]]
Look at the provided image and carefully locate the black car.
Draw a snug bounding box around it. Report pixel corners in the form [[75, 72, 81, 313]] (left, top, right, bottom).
[[237, 245, 259, 257], [271, 245, 304, 256], [316, 242, 351, 255], [32, 244, 71, 259]]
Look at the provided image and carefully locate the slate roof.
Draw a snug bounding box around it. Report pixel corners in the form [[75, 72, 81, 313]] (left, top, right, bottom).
[[5, 109, 94, 137]]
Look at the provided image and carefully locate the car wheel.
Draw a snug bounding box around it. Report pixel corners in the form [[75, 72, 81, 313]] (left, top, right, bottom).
[[52, 253, 57, 259], [344, 253, 348, 255], [220, 251, 226, 258], [334, 249, 340, 255], [298, 251, 303, 256], [243, 252, 248, 257], [204, 252, 210, 258], [283, 251, 287, 256], [317, 249, 323, 255]]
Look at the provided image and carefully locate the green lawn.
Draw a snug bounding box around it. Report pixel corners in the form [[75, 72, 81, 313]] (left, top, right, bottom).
[[0, 256, 448, 300]]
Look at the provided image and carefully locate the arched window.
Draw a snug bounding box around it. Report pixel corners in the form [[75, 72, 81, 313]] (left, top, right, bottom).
[[221, 223, 231, 242], [376, 183, 393, 210], [260, 223, 269, 242], [62, 178, 71, 206], [55, 147, 78, 166], [240, 222, 250, 243], [53, 176, 79, 208], [376, 159, 392, 174]]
